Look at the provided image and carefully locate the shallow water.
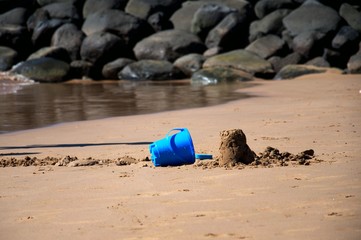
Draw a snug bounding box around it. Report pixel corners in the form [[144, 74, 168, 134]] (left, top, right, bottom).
[[0, 78, 253, 133]]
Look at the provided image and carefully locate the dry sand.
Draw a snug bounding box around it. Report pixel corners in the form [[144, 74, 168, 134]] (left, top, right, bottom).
[[0, 72, 360, 239]]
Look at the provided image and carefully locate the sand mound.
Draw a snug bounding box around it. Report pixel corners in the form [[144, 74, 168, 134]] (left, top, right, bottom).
[[195, 129, 319, 169], [219, 129, 256, 166]]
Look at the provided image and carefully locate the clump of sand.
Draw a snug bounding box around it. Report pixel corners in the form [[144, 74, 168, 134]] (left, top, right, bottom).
[[195, 146, 318, 169], [218, 129, 255, 166], [0, 155, 149, 167], [252, 146, 315, 167]]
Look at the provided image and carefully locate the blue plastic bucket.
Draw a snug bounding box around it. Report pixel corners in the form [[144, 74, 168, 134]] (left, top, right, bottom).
[[149, 128, 196, 166]]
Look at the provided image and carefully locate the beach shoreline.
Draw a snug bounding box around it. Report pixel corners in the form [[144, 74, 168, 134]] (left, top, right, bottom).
[[1, 72, 360, 239]]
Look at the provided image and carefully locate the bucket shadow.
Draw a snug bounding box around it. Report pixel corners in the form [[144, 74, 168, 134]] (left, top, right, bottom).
[[0, 152, 41, 156], [0, 142, 153, 150]]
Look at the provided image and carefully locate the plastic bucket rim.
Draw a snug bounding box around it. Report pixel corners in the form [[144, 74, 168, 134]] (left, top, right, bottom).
[[167, 128, 195, 158]]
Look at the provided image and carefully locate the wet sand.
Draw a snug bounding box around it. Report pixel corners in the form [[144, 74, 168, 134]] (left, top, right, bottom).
[[0, 72, 361, 239]]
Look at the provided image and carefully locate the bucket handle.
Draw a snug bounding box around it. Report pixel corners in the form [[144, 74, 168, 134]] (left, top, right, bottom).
[[166, 128, 185, 137]]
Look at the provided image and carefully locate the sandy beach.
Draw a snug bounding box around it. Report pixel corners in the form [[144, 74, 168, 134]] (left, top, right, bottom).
[[0, 72, 360, 239]]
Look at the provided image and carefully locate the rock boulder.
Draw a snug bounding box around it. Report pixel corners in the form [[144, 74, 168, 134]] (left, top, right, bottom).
[[102, 58, 134, 79], [81, 9, 154, 46], [245, 34, 286, 59], [134, 30, 206, 62], [274, 64, 341, 80], [203, 49, 274, 76], [249, 9, 291, 42], [283, 0, 341, 37], [205, 12, 249, 50], [83, 0, 128, 18], [80, 32, 125, 65], [51, 23, 85, 61], [339, 3, 361, 32], [0, 46, 18, 71], [173, 53, 205, 77], [119, 59, 184, 81], [191, 3, 235, 40], [11, 57, 70, 82], [191, 66, 252, 85], [27, 46, 70, 62]]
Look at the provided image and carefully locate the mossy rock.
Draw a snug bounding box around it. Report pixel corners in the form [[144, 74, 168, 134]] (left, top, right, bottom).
[[191, 66, 253, 85], [203, 49, 273, 75], [274, 64, 342, 80], [11, 57, 70, 82]]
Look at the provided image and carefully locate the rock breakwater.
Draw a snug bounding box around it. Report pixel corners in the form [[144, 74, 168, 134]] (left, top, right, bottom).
[[0, 0, 360, 82]]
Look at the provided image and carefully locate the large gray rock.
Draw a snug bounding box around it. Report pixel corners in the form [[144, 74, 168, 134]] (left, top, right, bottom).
[[283, 0, 341, 37], [0, 46, 18, 71], [81, 9, 154, 46], [173, 53, 205, 77], [347, 53, 361, 74], [69, 60, 94, 79], [249, 9, 292, 42], [170, 1, 206, 32], [191, 66, 252, 85], [268, 52, 303, 73], [305, 56, 330, 68], [147, 12, 173, 32], [291, 31, 325, 58], [37, 0, 80, 6], [274, 64, 328, 79], [254, 0, 298, 19], [119, 59, 184, 81], [125, 0, 184, 19], [31, 18, 66, 49], [11, 57, 70, 82], [170, 0, 250, 32], [339, 3, 361, 33], [206, 0, 250, 13], [80, 32, 125, 65], [246, 35, 286, 59], [281, 29, 294, 50], [51, 23, 85, 61], [205, 12, 249, 50], [203, 46, 223, 58], [27, 8, 49, 32], [332, 26, 360, 50], [83, 0, 128, 18], [27, 46, 70, 62], [134, 30, 206, 62], [0, 25, 30, 55], [191, 3, 235, 39], [42, 2, 80, 22], [102, 58, 134, 79], [203, 49, 274, 75], [0, 7, 28, 26]]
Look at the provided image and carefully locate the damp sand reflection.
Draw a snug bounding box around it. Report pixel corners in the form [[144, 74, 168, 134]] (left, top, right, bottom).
[[0, 79, 253, 133]]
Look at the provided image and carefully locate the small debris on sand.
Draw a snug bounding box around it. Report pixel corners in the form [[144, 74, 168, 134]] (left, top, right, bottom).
[[195, 146, 318, 169]]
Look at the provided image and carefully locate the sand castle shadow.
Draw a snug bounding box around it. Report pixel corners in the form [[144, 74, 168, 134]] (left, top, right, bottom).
[[0, 142, 153, 150]]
